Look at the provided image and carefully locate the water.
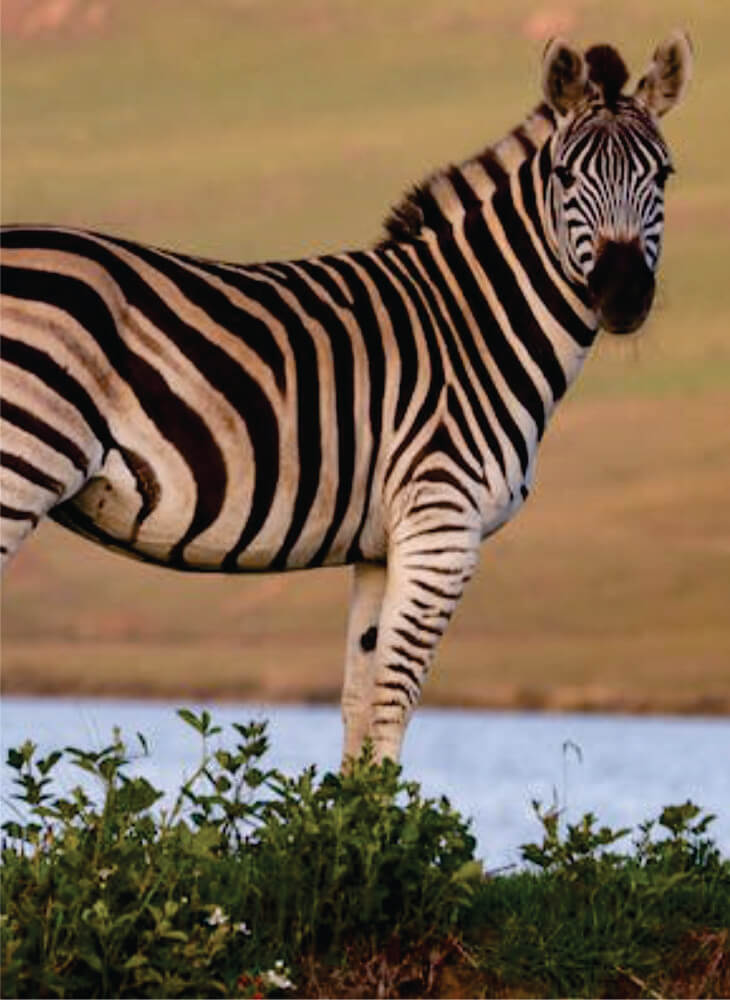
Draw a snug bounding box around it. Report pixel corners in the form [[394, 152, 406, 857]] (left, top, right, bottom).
[[2, 697, 728, 868]]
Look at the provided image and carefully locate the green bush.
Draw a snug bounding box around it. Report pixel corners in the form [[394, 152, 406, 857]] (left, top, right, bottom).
[[470, 797, 730, 998], [1, 711, 478, 998], [2, 710, 728, 999]]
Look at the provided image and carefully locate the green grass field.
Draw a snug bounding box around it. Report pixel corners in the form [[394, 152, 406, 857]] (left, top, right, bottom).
[[2, 0, 729, 711]]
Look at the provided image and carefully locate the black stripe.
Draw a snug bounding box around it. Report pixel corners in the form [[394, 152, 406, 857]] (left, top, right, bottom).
[[477, 149, 510, 187], [355, 253, 419, 429], [227, 279, 319, 569], [508, 159, 597, 349], [154, 259, 318, 570], [513, 125, 537, 156], [0, 503, 39, 526], [393, 242, 509, 478], [397, 417, 481, 505], [405, 563, 465, 576], [1, 399, 89, 473], [408, 191, 532, 472], [295, 258, 353, 309], [455, 175, 567, 415], [408, 500, 465, 515], [98, 235, 288, 393], [377, 681, 415, 702], [446, 384, 489, 488], [384, 663, 421, 686], [412, 578, 462, 601], [323, 254, 387, 564], [416, 467, 480, 512], [518, 153, 595, 322], [1, 450, 63, 495], [0, 336, 113, 456], [393, 627, 439, 650], [391, 644, 426, 667], [402, 612, 443, 636], [400, 523, 470, 543], [408, 546, 471, 555], [120, 446, 161, 541], [377, 247, 445, 486], [260, 260, 356, 568], [412, 238, 518, 473]]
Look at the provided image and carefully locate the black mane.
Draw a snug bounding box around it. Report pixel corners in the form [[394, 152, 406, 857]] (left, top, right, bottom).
[[381, 184, 428, 243], [378, 100, 558, 247]]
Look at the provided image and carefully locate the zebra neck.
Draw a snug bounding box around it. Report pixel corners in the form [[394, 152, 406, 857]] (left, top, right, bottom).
[[402, 106, 600, 405], [383, 103, 557, 242], [441, 101, 560, 209]]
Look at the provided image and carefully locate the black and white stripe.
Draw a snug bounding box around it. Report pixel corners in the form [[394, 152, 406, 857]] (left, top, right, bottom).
[[0, 33, 691, 761]]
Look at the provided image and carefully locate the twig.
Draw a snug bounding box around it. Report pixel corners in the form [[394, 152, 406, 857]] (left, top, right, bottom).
[[615, 965, 665, 1000]]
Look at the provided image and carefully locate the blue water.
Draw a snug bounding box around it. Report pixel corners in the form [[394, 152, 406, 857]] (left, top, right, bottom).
[[2, 697, 728, 868]]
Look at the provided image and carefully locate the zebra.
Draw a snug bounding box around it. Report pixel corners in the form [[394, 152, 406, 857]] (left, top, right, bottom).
[[0, 33, 692, 764]]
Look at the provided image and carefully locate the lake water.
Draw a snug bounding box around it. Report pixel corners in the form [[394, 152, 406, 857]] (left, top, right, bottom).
[[2, 697, 728, 868]]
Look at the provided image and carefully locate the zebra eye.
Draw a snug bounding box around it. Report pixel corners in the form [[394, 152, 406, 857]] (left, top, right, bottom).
[[655, 164, 675, 189], [554, 165, 576, 189]]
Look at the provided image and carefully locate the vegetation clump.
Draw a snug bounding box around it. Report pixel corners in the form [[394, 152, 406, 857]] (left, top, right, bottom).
[[2, 711, 729, 998]]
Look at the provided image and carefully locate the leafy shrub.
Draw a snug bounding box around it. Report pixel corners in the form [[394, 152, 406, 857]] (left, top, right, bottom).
[[1, 711, 478, 998], [2, 710, 728, 998], [467, 796, 730, 997]]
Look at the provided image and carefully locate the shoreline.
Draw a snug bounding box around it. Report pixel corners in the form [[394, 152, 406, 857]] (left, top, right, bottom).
[[3, 681, 729, 717]]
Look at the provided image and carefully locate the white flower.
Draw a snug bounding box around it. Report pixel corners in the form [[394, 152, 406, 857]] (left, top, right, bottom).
[[263, 966, 295, 990], [206, 905, 228, 926], [234, 921, 252, 936]]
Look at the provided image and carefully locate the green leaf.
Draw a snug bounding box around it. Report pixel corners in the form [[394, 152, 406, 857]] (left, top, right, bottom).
[[6, 748, 25, 771], [452, 859, 483, 884], [116, 777, 163, 814], [81, 950, 103, 972], [37, 750, 62, 776], [177, 708, 204, 733], [123, 953, 149, 970]]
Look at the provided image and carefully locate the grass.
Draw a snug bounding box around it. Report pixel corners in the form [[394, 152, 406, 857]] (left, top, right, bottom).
[[2, 711, 729, 998], [2, 0, 730, 709]]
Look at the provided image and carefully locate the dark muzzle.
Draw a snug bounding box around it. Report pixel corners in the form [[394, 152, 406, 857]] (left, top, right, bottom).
[[588, 240, 655, 334]]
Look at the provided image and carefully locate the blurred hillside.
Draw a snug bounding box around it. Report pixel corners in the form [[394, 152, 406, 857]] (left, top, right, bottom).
[[2, 0, 729, 711]]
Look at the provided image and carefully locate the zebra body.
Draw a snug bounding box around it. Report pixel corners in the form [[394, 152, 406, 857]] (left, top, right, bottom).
[[1, 224, 550, 571], [0, 34, 692, 762]]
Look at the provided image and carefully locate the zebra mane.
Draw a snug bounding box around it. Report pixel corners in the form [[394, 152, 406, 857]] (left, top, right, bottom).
[[380, 101, 557, 246], [585, 44, 629, 108]]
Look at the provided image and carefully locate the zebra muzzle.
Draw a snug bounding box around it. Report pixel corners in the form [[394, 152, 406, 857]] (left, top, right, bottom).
[[588, 239, 656, 335]]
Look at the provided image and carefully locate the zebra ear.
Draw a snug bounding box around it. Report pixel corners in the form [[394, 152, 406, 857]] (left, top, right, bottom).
[[542, 38, 589, 116], [634, 30, 693, 117]]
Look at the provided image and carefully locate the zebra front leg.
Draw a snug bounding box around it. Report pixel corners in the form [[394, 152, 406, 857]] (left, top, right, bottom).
[[341, 561, 387, 766], [369, 510, 482, 762]]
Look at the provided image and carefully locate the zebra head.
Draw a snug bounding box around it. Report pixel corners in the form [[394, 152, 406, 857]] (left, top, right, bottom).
[[542, 32, 693, 334]]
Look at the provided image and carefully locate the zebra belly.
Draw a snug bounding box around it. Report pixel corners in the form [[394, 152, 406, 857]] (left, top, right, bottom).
[[55, 439, 381, 573]]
